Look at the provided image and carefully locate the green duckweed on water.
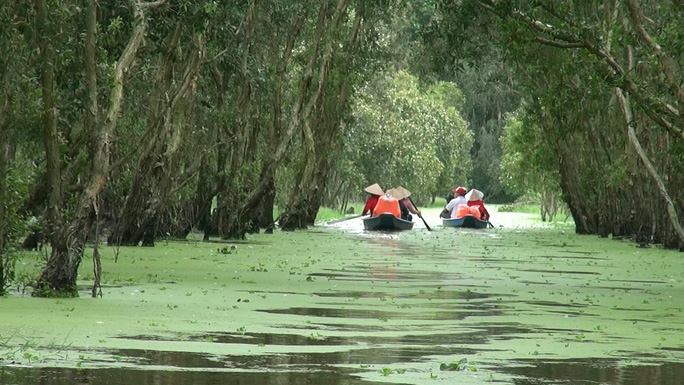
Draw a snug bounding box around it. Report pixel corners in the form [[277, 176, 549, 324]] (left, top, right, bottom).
[[1, 208, 683, 384]]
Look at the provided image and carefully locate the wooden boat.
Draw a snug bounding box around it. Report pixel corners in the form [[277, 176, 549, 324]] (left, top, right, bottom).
[[442, 215, 489, 229], [363, 213, 414, 231]]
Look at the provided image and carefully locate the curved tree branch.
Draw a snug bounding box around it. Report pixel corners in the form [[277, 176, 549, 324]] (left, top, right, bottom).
[[615, 87, 684, 247], [140, 0, 168, 10], [624, 0, 684, 118], [480, 1, 684, 139]]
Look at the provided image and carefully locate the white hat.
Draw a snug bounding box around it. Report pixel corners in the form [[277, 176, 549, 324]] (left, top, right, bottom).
[[386, 188, 406, 200], [465, 189, 484, 201], [364, 183, 384, 196]]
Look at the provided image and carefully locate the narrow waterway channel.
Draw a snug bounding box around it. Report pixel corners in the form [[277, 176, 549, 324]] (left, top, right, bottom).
[[1, 209, 683, 384]]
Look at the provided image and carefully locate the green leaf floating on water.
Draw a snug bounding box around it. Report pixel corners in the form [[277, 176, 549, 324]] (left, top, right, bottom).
[[440, 358, 468, 371]]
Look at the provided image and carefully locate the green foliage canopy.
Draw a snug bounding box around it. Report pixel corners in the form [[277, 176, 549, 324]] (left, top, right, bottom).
[[345, 70, 471, 204]]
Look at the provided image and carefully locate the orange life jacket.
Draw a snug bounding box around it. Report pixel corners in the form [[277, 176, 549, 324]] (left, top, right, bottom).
[[469, 205, 482, 219], [373, 195, 401, 218], [467, 199, 489, 220], [455, 204, 470, 219]]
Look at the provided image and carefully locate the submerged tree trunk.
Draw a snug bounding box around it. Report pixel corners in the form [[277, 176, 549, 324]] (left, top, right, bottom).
[[33, 0, 71, 295], [214, 7, 308, 239], [195, 66, 228, 241], [0, 81, 9, 294], [109, 31, 205, 246], [203, 131, 228, 240], [255, 176, 276, 228], [279, 1, 339, 231], [175, 154, 213, 238], [616, 88, 684, 248], [107, 24, 182, 246], [0, 9, 16, 289], [555, 138, 592, 234], [34, 0, 150, 296], [280, 0, 360, 230]]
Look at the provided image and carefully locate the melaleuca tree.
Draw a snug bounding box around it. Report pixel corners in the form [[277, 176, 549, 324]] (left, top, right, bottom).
[[31, 0, 171, 296], [432, 0, 684, 248]]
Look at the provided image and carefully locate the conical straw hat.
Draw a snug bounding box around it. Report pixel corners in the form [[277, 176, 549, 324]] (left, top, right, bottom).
[[386, 188, 405, 200], [364, 183, 384, 196], [396, 186, 411, 199], [465, 189, 484, 201]]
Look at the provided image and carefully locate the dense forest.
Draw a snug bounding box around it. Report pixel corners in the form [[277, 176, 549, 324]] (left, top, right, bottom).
[[0, 0, 682, 297]]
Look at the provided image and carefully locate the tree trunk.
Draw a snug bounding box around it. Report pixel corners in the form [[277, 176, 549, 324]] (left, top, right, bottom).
[[215, 8, 308, 239], [556, 141, 591, 234], [34, 0, 64, 245], [0, 82, 9, 295], [84, 0, 102, 298], [280, 0, 357, 230], [195, 66, 227, 241], [34, 0, 149, 296], [109, 31, 205, 246], [108, 24, 182, 246], [616, 88, 684, 247], [256, 176, 276, 228], [203, 130, 228, 241], [32, 0, 73, 295], [179, 155, 213, 237]]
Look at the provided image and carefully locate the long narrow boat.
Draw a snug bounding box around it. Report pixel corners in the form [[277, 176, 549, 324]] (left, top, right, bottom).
[[442, 215, 489, 229], [363, 213, 414, 231]]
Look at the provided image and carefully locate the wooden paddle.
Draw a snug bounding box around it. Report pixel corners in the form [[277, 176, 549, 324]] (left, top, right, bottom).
[[408, 196, 431, 231], [327, 214, 363, 224]]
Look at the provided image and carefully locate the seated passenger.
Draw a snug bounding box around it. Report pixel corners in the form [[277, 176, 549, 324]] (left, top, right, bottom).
[[445, 186, 467, 218], [362, 183, 384, 216], [465, 189, 490, 221], [391, 186, 421, 221]]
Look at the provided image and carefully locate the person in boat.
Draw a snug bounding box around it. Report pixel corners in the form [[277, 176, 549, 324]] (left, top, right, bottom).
[[362, 183, 384, 216], [443, 186, 467, 218], [372, 192, 401, 219], [466, 188, 490, 221], [391, 186, 421, 221]]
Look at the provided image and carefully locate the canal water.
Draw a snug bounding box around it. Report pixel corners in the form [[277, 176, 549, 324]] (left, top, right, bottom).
[[1, 209, 682, 384]]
